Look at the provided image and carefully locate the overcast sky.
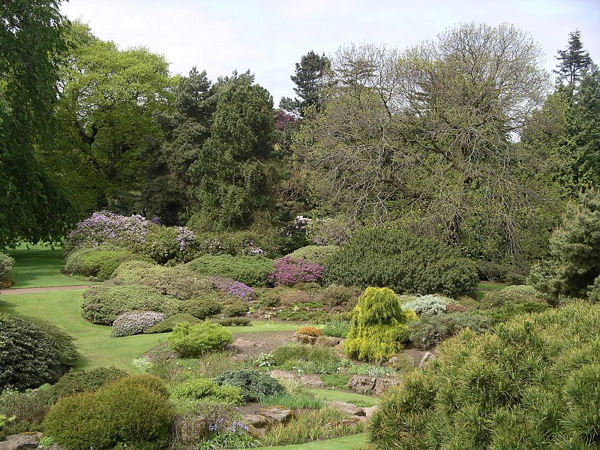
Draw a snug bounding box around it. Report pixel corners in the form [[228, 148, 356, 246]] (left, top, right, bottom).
[[61, 0, 600, 104]]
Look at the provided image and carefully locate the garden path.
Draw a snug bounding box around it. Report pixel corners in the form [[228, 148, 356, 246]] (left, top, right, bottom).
[[0, 285, 92, 294]]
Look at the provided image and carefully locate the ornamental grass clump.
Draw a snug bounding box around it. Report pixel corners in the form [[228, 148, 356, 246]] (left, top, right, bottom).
[[344, 287, 418, 362], [269, 256, 324, 286]]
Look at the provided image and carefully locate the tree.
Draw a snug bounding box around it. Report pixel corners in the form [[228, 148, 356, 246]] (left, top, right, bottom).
[[189, 72, 277, 228], [555, 30, 592, 88], [280, 51, 329, 117], [0, 0, 74, 247]]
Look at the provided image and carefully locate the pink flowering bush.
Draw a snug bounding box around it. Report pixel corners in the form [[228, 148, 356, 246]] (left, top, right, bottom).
[[269, 256, 324, 286]]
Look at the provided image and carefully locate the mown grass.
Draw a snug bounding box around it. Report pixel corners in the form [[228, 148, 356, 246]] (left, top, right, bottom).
[[255, 432, 366, 449], [7, 243, 92, 288], [309, 388, 379, 407]]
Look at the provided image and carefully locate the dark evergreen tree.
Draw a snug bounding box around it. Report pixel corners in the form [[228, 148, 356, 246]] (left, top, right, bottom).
[[280, 51, 329, 117], [555, 30, 592, 88]]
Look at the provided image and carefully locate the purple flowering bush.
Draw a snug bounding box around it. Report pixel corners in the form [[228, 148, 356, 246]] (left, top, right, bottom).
[[63, 211, 151, 255], [143, 225, 198, 264], [111, 311, 165, 337], [269, 256, 324, 286], [212, 277, 256, 301]]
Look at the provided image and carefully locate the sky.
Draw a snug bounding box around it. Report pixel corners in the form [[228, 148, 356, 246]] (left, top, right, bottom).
[[61, 0, 600, 104]]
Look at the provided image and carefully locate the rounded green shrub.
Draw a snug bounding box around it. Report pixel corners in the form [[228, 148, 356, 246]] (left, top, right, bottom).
[[318, 284, 362, 310], [0, 314, 76, 391], [112, 260, 215, 300], [46, 368, 127, 403], [111, 311, 165, 337], [145, 314, 202, 334], [370, 301, 600, 448], [223, 299, 249, 317], [344, 287, 418, 362], [180, 295, 223, 319], [187, 255, 274, 286], [214, 369, 285, 402], [43, 374, 172, 449], [171, 378, 244, 405], [64, 245, 150, 280], [287, 245, 340, 265], [168, 321, 233, 357], [81, 284, 180, 325], [325, 228, 479, 297], [408, 311, 493, 349], [0, 253, 15, 286], [142, 225, 198, 264]]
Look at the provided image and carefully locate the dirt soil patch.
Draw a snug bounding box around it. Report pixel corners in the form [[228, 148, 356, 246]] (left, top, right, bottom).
[[230, 331, 295, 359]]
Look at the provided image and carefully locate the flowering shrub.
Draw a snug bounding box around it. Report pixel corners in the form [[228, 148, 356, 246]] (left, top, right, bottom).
[[63, 211, 151, 255], [212, 277, 256, 301], [111, 311, 165, 337], [296, 326, 322, 337], [269, 257, 324, 286], [401, 295, 450, 316], [0, 253, 14, 286], [143, 225, 198, 264]]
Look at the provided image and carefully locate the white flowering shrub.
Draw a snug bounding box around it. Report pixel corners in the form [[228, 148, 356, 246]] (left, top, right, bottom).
[[111, 311, 165, 337], [401, 295, 450, 315]]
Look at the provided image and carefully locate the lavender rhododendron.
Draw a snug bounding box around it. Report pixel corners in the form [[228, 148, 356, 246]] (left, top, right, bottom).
[[212, 277, 256, 301], [269, 256, 324, 286]]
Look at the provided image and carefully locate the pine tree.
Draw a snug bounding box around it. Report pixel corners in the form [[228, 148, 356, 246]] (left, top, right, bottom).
[[280, 51, 329, 117], [555, 30, 592, 88]]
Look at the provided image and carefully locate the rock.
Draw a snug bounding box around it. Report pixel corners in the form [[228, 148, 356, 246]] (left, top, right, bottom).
[[326, 400, 365, 416], [0, 432, 42, 450], [316, 336, 340, 347], [243, 414, 270, 429], [171, 416, 207, 446], [373, 377, 399, 395], [397, 349, 431, 367], [298, 374, 323, 388], [346, 375, 376, 394], [418, 351, 435, 368], [294, 333, 318, 345], [364, 405, 379, 418], [259, 406, 293, 424]]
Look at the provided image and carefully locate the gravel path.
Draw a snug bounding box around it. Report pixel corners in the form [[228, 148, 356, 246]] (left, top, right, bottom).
[[0, 285, 91, 295]]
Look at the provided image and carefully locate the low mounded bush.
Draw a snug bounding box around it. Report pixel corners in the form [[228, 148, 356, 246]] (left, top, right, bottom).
[[223, 299, 249, 317], [112, 260, 214, 300], [401, 295, 450, 315], [188, 255, 274, 287], [43, 374, 172, 450], [269, 256, 324, 286], [81, 284, 180, 325], [344, 287, 418, 362], [318, 284, 362, 310], [45, 368, 127, 403], [179, 295, 223, 319], [64, 245, 150, 280], [214, 369, 285, 402], [0, 253, 14, 286], [483, 285, 545, 307], [111, 311, 165, 337], [168, 322, 233, 357], [214, 317, 251, 326], [0, 314, 77, 391], [370, 301, 600, 448], [142, 225, 198, 264], [145, 314, 202, 334], [287, 245, 340, 265], [408, 311, 493, 349], [321, 319, 351, 338], [171, 378, 244, 405], [325, 228, 479, 297], [296, 326, 322, 337]]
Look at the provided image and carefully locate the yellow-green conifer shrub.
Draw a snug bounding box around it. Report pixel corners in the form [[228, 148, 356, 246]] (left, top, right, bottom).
[[344, 287, 417, 361]]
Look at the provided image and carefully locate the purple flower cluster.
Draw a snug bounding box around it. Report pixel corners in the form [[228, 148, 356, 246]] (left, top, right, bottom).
[[212, 277, 256, 301], [175, 226, 196, 252], [275, 110, 296, 131], [64, 211, 150, 253], [230, 421, 250, 433], [208, 417, 225, 432], [150, 215, 161, 224], [269, 256, 324, 286]]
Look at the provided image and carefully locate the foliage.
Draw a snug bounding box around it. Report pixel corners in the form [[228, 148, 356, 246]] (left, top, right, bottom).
[[43, 375, 172, 450], [322, 319, 351, 338], [171, 378, 244, 405], [269, 256, 324, 286], [145, 314, 201, 334], [370, 301, 600, 448], [475, 260, 526, 284], [306, 216, 353, 246], [408, 312, 494, 349], [483, 285, 545, 307], [180, 296, 223, 319], [188, 255, 274, 286], [0, 253, 14, 284], [214, 369, 285, 402], [589, 276, 600, 303], [326, 228, 479, 297], [112, 260, 214, 300], [260, 385, 324, 409], [81, 284, 180, 325], [271, 344, 343, 375], [45, 368, 127, 403], [344, 287, 418, 361], [318, 284, 362, 310], [401, 295, 450, 316], [63, 245, 149, 280], [214, 317, 251, 326], [168, 322, 233, 358], [287, 245, 340, 265], [143, 225, 198, 264], [198, 423, 259, 449], [297, 326, 322, 337], [223, 299, 249, 317], [189, 227, 281, 258], [111, 310, 165, 337], [555, 30, 593, 87], [0, 313, 75, 391], [529, 190, 600, 302], [0, 388, 51, 439]]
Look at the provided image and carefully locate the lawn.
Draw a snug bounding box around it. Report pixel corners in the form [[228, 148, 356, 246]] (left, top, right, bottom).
[[309, 388, 379, 407], [7, 243, 92, 288], [255, 433, 367, 450], [0, 289, 301, 372]]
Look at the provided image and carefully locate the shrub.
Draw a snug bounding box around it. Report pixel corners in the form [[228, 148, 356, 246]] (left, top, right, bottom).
[[0, 253, 14, 286], [111, 311, 165, 337], [112, 260, 214, 300], [306, 216, 352, 246], [529, 190, 600, 303], [401, 295, 450, 315], [370, 301, 600, 449], [45, 368, 127, 403], [0, 314, 76, 391], [484, 284, 545, 307], [408, 311, 493, 349], [145, 314, 202, 334], [269, 256, 324, 286], [64, 246, 150, 280], [325, 228, 479, 297], [321, 319, 351, 338], [0, 388, 51, 439], [63, 211, 151, 255], [212, 277, 256, 300], [287, 245, 340, 265], [271, 344, 342, 374], [169, 322, 233, 357], [214, 369, 285, 402], [223, 299, 249, 317], [180, 295, 223, 319], [214, 317, 251, 326], [43, 375, 172, 449], [475, 260, 526, 284], [189, 227, 280, 257], [81, 284, 180, 325], [482, 301, 550, 324], [589, 275, 600, 302], [171, 378, 244, 405], [143, 225, 198, 264], [296, 326, 322, 337], [344, 287, 418, 362], [188, 255, 274, 286], [318, 284, 362, 310]]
